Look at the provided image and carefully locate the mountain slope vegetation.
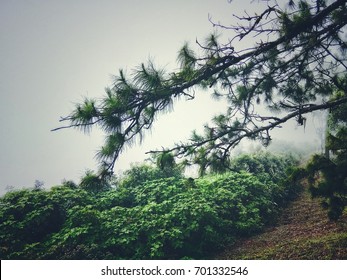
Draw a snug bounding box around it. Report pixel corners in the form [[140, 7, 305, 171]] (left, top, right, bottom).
[[1, 152, 346, 260], [1, 152, 300, 260]]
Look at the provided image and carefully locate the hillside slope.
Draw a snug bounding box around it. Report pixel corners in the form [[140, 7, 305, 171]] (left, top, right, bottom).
[[216, 186, 347, 260]]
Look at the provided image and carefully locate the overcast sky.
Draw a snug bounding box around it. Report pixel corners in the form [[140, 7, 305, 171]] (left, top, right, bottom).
[[0, 0, 325, 195]]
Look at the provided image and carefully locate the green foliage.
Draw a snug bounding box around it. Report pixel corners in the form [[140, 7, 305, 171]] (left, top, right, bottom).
[[118, 163, 183, 191], [293, 91, 347, 221], [305, 154, 347, 220], [79, 170, 111, 193], [0, 153, 298, 259], [230, 152, 302, 205], [156, 152, 175, 171], [0, 186, 92, 259], [230, 152, 299, 183]]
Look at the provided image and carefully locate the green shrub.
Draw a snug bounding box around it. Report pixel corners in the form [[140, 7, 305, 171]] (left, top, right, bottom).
[[0, 153, 299, 259], [0, 186, 92, 259]]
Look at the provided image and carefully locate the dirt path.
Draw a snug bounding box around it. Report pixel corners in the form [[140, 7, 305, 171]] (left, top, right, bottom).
[[216, 187, 347, 259]]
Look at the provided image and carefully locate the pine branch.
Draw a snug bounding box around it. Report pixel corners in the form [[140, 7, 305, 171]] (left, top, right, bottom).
[[53, 0, 347, 176]]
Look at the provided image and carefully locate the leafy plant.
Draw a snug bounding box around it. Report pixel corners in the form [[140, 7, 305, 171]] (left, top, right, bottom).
[[0, 153, 298, 259]]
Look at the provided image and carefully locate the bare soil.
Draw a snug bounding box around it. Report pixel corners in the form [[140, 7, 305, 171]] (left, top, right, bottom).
[[215, 186, 347, 259]]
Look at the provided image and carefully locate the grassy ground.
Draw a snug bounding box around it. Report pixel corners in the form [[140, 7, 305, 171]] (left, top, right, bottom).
[[215, 186, 347, 260]]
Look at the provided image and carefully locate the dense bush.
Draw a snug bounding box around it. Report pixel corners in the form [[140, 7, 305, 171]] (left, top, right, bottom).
[[0, 185, 92, 259], [230, 152, 301, 204], [117, 163, 183, 190], [230, 152, 299, 183], [0, 153, 299, 259]]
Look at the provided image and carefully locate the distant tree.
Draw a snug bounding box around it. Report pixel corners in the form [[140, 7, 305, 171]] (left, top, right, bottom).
[[53, 0, 347, 177], [33, 180, 44, 190]]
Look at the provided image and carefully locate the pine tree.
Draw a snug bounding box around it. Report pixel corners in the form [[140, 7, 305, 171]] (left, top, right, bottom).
[[305, 89, 347, 220], [53, 0, 347, 177]]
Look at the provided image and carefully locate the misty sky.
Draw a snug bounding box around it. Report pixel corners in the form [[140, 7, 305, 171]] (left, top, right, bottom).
[[0, 0, 325, 195]]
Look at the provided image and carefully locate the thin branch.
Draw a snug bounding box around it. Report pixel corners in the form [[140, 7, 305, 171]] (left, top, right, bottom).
[[146, 96, 347, 156]]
